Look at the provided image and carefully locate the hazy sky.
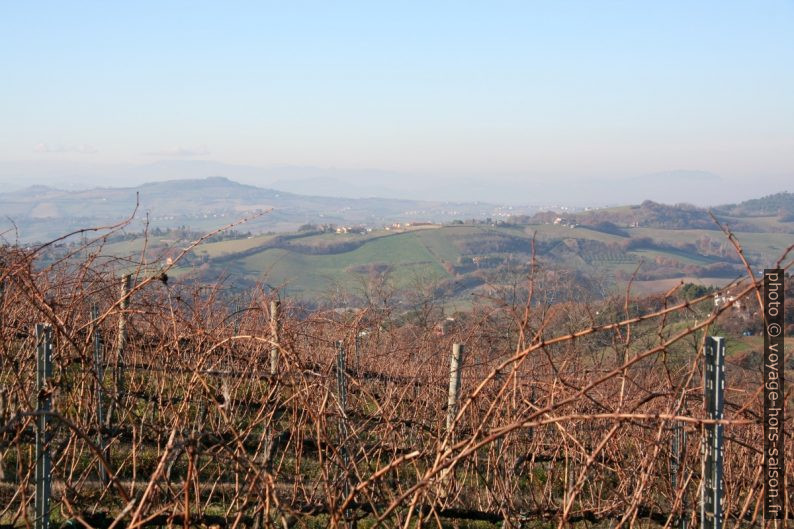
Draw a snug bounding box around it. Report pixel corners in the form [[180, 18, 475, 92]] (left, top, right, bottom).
[[1, 1, 793, 196]]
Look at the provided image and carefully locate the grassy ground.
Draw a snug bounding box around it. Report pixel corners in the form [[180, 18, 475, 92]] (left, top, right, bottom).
[[91, 222, 790, 300], [195, 233, 278, 257], [241, 231, 451, 296], [526, 224, 628, 244]]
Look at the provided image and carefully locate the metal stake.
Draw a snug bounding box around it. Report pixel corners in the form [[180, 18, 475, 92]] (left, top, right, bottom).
[[702, 337, 725, 529], [91, 304, 108, 485], [671, 421, 687, 529], [35, 324, 52, 529], [336, 340, 351, 527], [270, 300, 280, 376]]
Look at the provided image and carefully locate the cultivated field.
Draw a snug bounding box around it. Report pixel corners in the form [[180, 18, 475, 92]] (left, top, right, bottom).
[[100, 222, 794, 299]]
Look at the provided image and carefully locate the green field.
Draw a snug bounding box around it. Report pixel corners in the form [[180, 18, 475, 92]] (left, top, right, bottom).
[[195, 233, 278, 257], [238, 230, 452, 296], [92, 222, 792, 299]]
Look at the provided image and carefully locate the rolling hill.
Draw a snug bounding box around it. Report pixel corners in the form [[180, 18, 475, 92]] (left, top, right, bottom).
[[0, 177, 526, 242], [9, 178, 793, 303], [65, 219, 793, 304]]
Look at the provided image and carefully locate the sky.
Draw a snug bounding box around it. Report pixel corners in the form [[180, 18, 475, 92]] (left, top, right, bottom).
[[1, 1, 793, 204]]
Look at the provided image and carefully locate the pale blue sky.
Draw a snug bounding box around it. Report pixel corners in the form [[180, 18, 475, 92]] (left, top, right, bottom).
[[1, 1, 793, 197]]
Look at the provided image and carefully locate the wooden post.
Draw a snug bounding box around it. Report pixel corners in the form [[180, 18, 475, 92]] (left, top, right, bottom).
[[91, 304, 108, 486], [440, 343, 464, 499], [565, 452, 575, 507], [115, 275, 131, 398], [269, 300, 280, 376], [446, 343, 464, 434], [232, 302, 240, 335], [354, 331, 361, 374], [35, 324, 52, 529]]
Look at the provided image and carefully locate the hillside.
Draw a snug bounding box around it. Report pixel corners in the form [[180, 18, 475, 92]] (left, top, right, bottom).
[[531, 196, 794, 233], [6, 177, 793, 245], [714, 191, 794, 218], [65, 219, 793, 303], [0, 177, 524, 242], [11, 179, 794, 302]]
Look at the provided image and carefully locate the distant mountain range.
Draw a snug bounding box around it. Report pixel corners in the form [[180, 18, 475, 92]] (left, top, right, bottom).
[[714, 192, 794, 219], [531, 193, 794, 232], [1, 176, 792, 243], [9, 178, 791, 299], [0, 177, 531, 242], [3, 159, 790, 205]]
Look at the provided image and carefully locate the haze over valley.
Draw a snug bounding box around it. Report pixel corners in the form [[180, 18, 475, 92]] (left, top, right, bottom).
[[8, 176, 791, 304], [1, 2, 793, 526]]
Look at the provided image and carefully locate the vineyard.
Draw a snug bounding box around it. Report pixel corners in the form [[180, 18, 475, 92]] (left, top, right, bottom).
[[0, 225, 791, 529]]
